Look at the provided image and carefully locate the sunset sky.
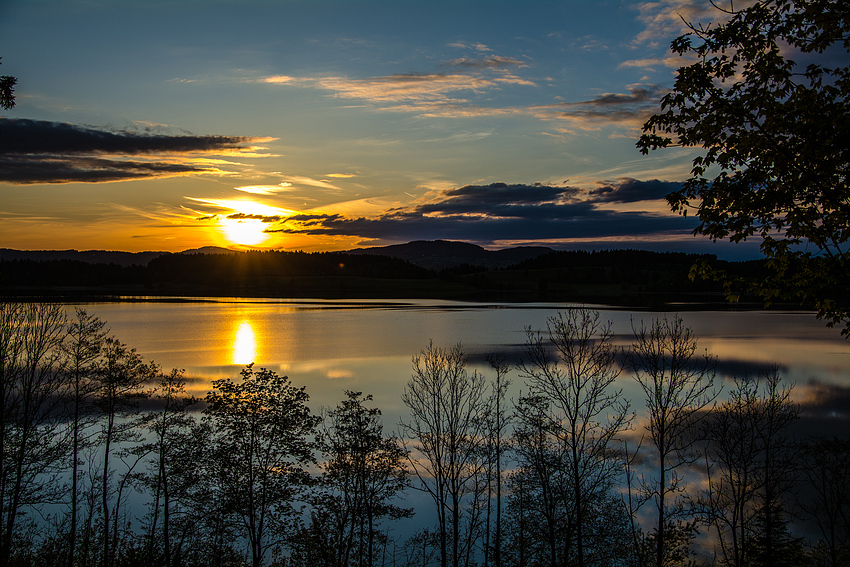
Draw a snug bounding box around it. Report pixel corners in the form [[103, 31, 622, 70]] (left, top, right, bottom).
[[0, 0, 762, 258]]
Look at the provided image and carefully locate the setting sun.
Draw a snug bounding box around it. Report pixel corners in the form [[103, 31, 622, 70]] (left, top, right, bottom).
[[221, 217, 269, 246], [197, 199, 295, 248]]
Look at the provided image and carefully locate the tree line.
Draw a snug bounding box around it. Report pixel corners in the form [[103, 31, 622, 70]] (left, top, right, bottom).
[[1, 301, 849, 567], [0, 248, 767, 307]]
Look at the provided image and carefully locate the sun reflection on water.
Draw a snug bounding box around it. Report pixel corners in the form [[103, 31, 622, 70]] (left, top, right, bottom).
[[232, 320, 257, 365]]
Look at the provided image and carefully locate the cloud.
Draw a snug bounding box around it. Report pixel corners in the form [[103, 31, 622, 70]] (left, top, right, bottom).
[[0, 118, 273, 185], [440, 55, 528, 71], [631, 0, 756, 47], [447, 42, 493, 52], [267, 181, 697, 245], [254, 52, 665, 130], [235, 184, 294, 195], [279, 175, 342, 190], [313, 73, 499, 103], [794, 380, 850, 437], [588, 178, 681, 203], [227, 212, 284, 223], [618, 56, 686, 70], [532, 85, 668, 130], [254, 45, 540, 119]]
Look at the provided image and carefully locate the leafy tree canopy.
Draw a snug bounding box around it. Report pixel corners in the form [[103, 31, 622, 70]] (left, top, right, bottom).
[[638, 0, 850, 333]]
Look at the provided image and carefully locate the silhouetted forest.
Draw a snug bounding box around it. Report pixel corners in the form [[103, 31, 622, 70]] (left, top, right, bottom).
[[2, 301, 848, 567], [0, 247, 770, 307]]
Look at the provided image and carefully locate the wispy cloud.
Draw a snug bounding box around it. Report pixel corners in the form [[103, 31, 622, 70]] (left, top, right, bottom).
[[531, 85, 668, 131], [235, 184, 294, 195], [253, 44, 543, 120], [618, 56, 686, 71], [447, 42, 493, 53], [255, 61, 659, 131], [631, 0, 755, 48], [440, 55, 528, 71], [279, 175, 343, 190], [313, 73, 500, 103], [0, 118, 274, 185]]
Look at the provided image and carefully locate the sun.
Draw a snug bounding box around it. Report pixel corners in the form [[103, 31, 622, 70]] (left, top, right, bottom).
[[221, 217, 269, 246], [205, 200, 292, 247]]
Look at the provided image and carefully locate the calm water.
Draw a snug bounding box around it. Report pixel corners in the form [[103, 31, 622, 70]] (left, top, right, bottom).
[[69, 298, 850, 427]]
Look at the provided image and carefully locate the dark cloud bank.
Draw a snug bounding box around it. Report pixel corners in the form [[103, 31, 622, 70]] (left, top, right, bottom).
[[0, 118, 264, 184], [270, 181, 701, 247]]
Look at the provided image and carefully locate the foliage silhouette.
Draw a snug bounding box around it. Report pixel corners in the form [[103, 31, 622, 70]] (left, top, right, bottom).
[[203, 364, 320, 567], [638, 0, 850, 334], [0, 58, 15, 111], [517, 309, 631, 567]]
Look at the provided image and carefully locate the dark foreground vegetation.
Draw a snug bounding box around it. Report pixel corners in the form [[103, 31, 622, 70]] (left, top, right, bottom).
[[2, 301, 848, 567], [0, 247, 772, 309]]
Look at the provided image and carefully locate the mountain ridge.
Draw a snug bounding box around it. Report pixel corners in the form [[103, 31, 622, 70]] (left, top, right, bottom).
[[345, 240, 554, 270], [0, 241, 554, 270]]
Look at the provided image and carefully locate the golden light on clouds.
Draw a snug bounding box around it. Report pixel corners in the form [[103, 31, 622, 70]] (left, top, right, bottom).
[[188, 197, 296, 247]]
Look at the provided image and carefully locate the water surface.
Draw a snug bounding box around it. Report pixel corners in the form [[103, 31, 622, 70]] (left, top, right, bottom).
[[72, 298, 850, 427]]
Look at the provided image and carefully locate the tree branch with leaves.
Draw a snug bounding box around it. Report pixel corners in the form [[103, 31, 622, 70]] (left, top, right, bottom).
[[638, 0, 850, 334]]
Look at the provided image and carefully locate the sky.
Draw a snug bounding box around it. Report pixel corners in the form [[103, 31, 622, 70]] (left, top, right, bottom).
[[0, 0, 765, 258]]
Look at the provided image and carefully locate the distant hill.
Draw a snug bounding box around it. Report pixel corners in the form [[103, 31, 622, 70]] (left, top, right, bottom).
[[347, 240, 554, 270], [0, 243, 770, 307], [0, 248, 167, 267], [179, 246, 235, 256], [0, 246, 236, 267]]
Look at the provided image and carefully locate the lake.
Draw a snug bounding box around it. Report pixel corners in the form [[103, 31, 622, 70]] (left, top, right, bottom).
[[69, 297, 850, 429]]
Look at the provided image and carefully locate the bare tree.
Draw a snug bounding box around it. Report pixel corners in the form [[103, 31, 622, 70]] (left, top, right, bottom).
[[628, 315, 717, 567], [800, 437, 850, 567], [700, 369, 801, 567], [95, 336, 156, 567], [747, 370, 803, 567], [518, 308, 631, 567], [61, 307, 107, 567], [137, 368, 200, 567], [509, 394, 568, 567], [483, 355, 510, 567], [0, 302, 67, 566], [399, 341, 489, 567]]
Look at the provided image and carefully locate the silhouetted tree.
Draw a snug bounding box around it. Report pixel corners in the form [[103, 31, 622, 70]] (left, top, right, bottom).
[[136, 368, 200, 567], [518, 308, 631, 567], [317, 391, 411, 567], [509, 395, 569, 567], [61, 308, 107, 567], [399, 341, 489, 567], [629, 315, 718, 567], [0, 302, 67, 567], [203, 364, 320, 567], [0, 58, 14, 111], [745, 371, 804, 567], [700, 369, 801, 567], [483, 354, 511, 567], [95, 337, 156, 567], [637, 0, 850, 334], [799, 437, 850, 567]]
